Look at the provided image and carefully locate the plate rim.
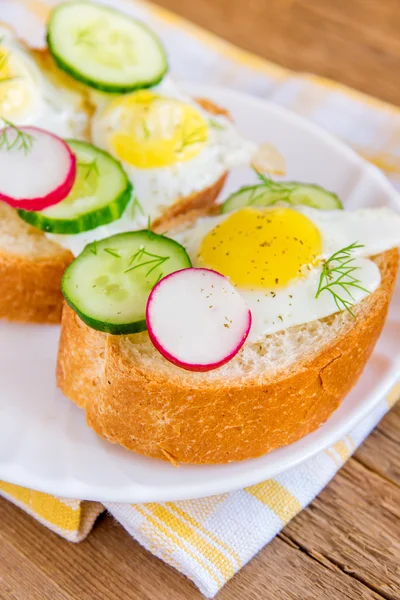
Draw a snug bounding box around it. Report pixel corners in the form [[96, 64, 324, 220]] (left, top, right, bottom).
[[1, 84, 399, 503]]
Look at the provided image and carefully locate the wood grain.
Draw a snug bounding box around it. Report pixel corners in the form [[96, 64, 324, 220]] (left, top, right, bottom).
[[1, 1, 400, 599], [1, 403, 399, 600], [154, 0, 400, 106]]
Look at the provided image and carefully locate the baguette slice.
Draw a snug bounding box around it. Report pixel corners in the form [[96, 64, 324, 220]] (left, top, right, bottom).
[[57, 247, 399, 465], [0, 203, 73, 323], [0, 93, 227, 323]]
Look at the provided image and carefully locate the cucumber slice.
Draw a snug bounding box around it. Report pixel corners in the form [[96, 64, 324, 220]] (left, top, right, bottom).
[[221, 182, 342, 213], [47, 1, 168, 93], [18, 140, 132, 234], [62, 231, 191, 334], [289, 184, 343, 209]]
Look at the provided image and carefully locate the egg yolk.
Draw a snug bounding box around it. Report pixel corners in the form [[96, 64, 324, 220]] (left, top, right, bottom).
[[109, 91, 209, 169], [0, 46, 36, 121], [198, 207, 322, 288]]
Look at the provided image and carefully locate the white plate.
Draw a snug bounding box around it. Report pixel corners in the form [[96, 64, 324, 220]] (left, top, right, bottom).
[[1, 86, 399, 503]]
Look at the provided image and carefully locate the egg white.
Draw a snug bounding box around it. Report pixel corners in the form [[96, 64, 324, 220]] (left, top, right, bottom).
[[172, 206, 400, 341], [48, 199, 147, 256], [91, 77, 257, 221], [54, 78, 257, 256], [0, 25, 88, 138]]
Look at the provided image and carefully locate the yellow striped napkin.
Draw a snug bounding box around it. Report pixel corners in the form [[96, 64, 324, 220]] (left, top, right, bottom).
[[1, 387, 399, 595], [1, 0, 400, 597]]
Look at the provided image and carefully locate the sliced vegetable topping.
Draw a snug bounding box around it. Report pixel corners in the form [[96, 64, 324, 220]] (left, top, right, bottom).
[[62, 230, 191, 334], [146, 268, 252, 372], [0, 123, 76, 211], [221, 171, 342, 214], [18, 140, 132, 234], [47, 1, 168, 92]]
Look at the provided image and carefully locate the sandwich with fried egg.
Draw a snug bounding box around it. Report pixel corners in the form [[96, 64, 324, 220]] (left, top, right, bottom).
[[57, 187, 400, 464], [0, 2, 265, 323]]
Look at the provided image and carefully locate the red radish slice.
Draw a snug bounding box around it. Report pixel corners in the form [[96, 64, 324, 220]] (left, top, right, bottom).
[[146, 268, 252, 372], [0, 125, 76, 211]]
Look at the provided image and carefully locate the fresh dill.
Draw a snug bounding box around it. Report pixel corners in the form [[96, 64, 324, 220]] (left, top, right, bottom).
[[128, 246, 145, 266], [0, 119, 34, 155], [147, 215, 156, 240], [90, 240, 98, 256], [208, 118, 224, 131], [124, 246, 170, 279], [226, 169, 301, 207], [315, 242, 369, 317], [0, 48, 21, 86], [153, 272, 163, 286], [131, 196, 145, 217], [78, 158, 99, 181], [142, 120, 151, 139], [175, 124, 207, 154], [103, 248, 121, 258], [253, 167, 295, 196]]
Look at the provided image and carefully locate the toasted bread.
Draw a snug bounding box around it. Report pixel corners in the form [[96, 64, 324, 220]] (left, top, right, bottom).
[[0, 172, 226, 324], [57, 247, 399, 464], [0, 40, 227, 324], [0, 203, 73, 323]]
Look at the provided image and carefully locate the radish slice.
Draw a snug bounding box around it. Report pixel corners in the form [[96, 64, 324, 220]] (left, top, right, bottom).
[[0, 125, 76, 211], [146, 268, 252, 372]]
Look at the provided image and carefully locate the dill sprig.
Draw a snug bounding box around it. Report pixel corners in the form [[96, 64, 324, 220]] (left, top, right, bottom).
[[78, 158, 99, 181], [142, 120, 151, 139], [315, 242, 369, 317], [131, 196, 145, 217], [255, 169, 294, 191], [124, 246, 170, 279], [231, 169, 296, 207], [209, 118, 224, 131], [103, 248, 121, 258], [175, 123, 207, 154], [89, 240, 98, 256], [0, 119, 34, 155], [147, 215, 156, 240], [0, 47, 22, 86]]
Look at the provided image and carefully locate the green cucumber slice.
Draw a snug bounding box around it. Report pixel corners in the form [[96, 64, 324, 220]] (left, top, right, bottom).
[[62, 230, 191, 334], [18, 140, 132, 234], [47, 1, 168, 92], [221, 182, 343, 213], [289, 184, 343, 209]]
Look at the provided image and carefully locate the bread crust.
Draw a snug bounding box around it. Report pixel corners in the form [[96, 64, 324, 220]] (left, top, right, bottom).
[[0, 247, 73, 324], [0, 203, 74, 324], [57, 249, 399, 464]]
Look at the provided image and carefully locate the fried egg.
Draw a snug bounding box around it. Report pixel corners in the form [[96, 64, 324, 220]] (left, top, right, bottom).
[[91, 78, 258, 221], [0, 24, 88, 138], [173, 206, 400, 341]]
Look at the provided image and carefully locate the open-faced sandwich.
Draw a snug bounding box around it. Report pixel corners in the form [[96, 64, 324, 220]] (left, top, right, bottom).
[[57, 175, 400, 465], [0, 1, 272, 323]]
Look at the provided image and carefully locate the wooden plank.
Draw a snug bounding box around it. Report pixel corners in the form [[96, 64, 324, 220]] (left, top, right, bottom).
[[154, 0, 400, 104], [0, 495, 386, 600], [355, 403, 400, 486], [0, 500, 200, 600], [0, 537, 71, 600], [284, 458, 400, 599], [219, 535, 384, 600]]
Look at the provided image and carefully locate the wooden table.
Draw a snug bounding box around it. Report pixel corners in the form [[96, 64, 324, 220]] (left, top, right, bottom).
[[1, 1, 400, 598]]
